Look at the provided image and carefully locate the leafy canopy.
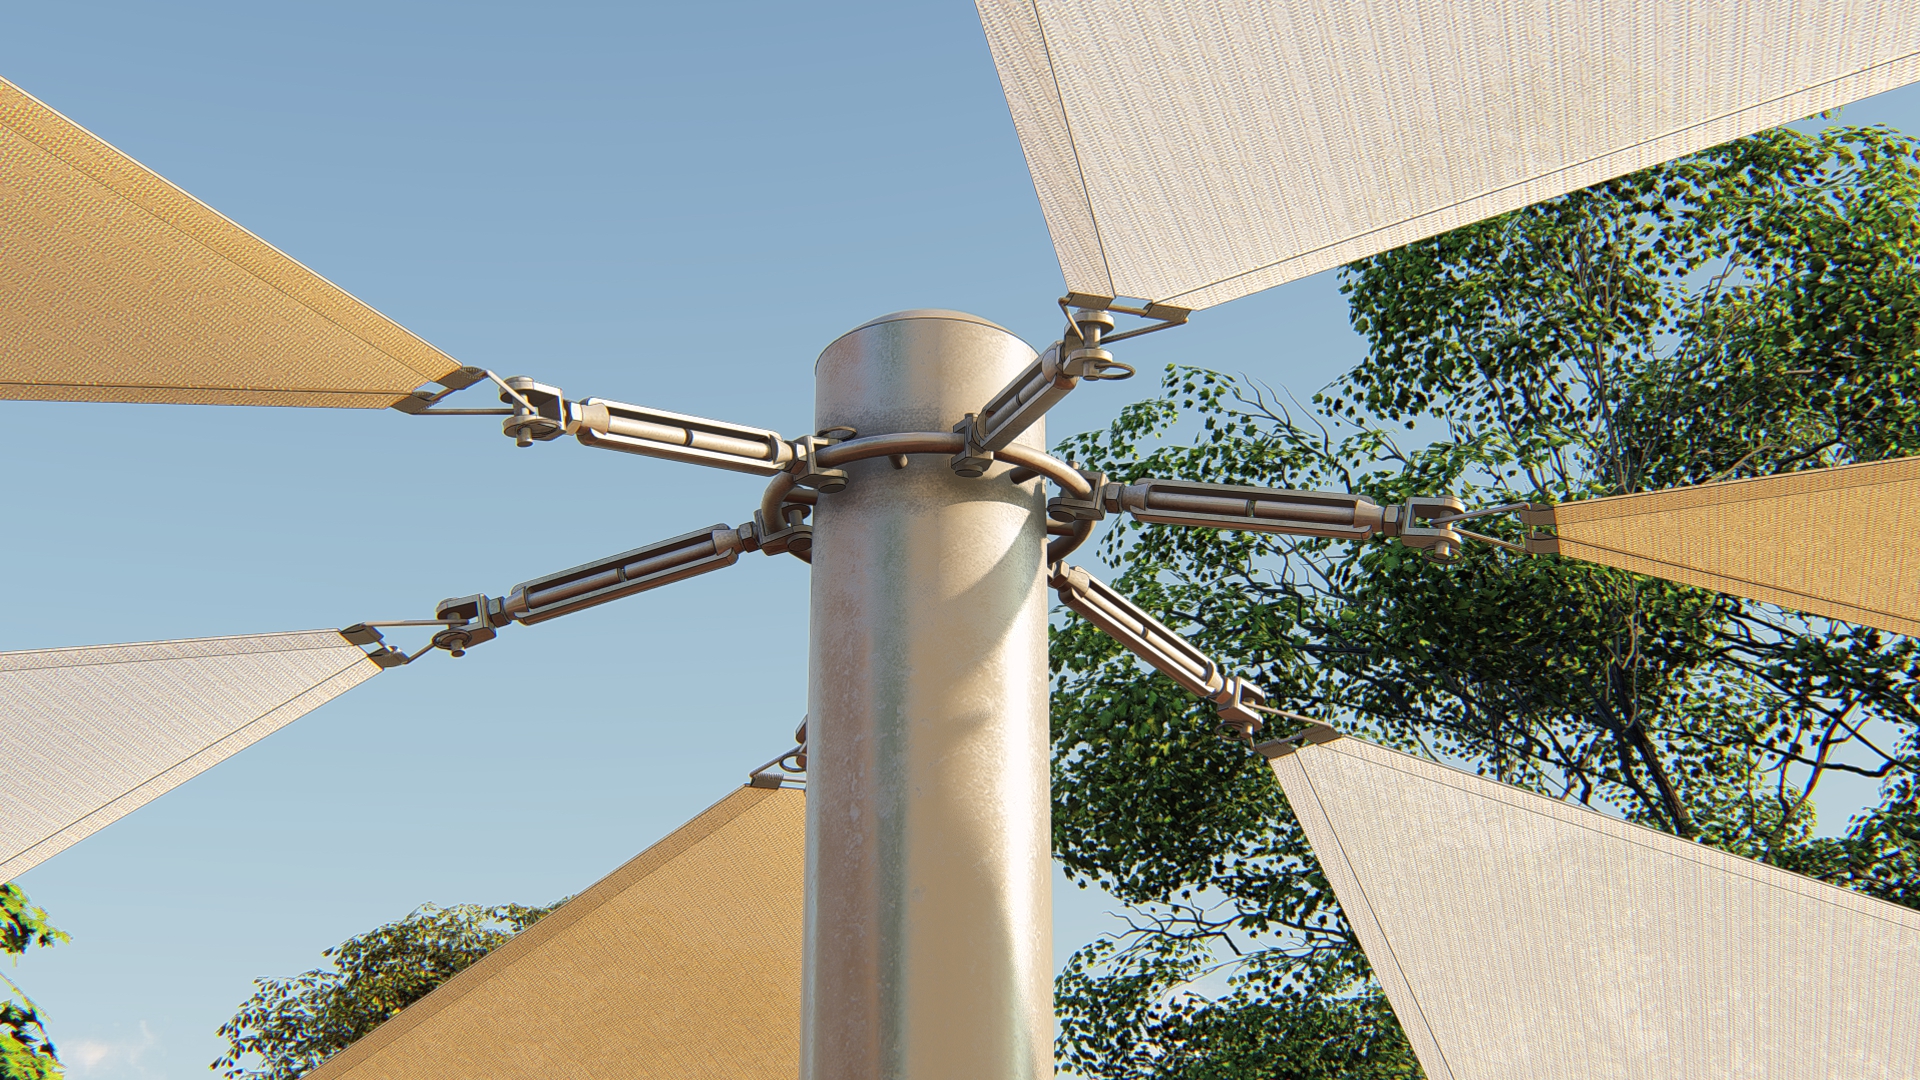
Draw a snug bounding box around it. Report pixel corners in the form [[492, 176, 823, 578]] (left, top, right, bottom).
[[213, 901, 561, 1080], [0, 885, 67, 1080], [1049, 123, 1920, 1078]]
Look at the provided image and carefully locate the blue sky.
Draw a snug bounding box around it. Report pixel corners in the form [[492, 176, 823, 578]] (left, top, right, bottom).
[[3, 5, 1917, 1078]]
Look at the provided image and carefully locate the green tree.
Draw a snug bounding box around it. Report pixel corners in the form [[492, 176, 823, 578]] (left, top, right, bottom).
[[1, 884, 67, 1080], [213, 901, 562, 1080], [1051, 123, 1920, 1077]]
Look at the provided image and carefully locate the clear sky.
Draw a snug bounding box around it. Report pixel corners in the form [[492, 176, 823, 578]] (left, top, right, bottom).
[[4, 5, 1917, 1079]]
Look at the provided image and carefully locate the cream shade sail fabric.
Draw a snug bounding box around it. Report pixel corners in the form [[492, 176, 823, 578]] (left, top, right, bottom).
[[0, 630, 376, 880], [1546, 456, 1920, 637], [305, 785, 804, 1080], [0, 76, 466, 407], [1267, 735, 1920, 1080], [976, 0, 1920, 311]]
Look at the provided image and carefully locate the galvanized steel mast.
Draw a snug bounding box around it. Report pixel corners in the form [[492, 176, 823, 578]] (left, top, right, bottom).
[[804, 311, 1054, 1079]]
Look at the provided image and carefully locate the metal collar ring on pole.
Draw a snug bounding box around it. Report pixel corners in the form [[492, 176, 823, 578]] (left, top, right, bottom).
[[758, 432, 1094, 543], [813, 430, 965, 467], [987, 443, 1094, 498], [1046, 516, 1094, 562]]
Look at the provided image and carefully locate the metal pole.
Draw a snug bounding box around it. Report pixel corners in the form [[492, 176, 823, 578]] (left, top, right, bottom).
[[804, 311, 1052, 1079]]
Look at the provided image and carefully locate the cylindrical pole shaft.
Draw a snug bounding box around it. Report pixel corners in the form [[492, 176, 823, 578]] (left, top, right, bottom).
[[805, 311, 1052, 1079]]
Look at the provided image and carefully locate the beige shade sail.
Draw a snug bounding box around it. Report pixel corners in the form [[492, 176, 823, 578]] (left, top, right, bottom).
[[975, 0, 1920, 311], [0, 76, 468, 408], [1265, 733, 1920, 1080], [1540, 456, 1920, 636], [0, 630, 377, 881], [306, 785, 804, 1080]]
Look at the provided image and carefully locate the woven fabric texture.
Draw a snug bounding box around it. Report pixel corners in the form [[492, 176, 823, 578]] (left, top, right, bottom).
[[0, 630, 376, 880], [0, 76, 464, 407], [306, 786, 804, 1080], [1550, 456, 1920, 636], [1269, 736, 1920, 1080], [976, 0, 1920, 310]]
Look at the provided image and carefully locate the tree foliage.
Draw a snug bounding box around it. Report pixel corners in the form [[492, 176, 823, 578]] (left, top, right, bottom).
[[1050, 124, 1920, 1077], [1, 885, 67, 1080], [213, 901, 562, 1080]]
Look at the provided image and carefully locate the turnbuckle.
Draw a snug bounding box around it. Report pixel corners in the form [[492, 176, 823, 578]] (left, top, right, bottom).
[[950, 307, 1136, 477], [487, 375, 801, 475], [1058, 477, 1470, 560], [1048, 561, 1270, 741]]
